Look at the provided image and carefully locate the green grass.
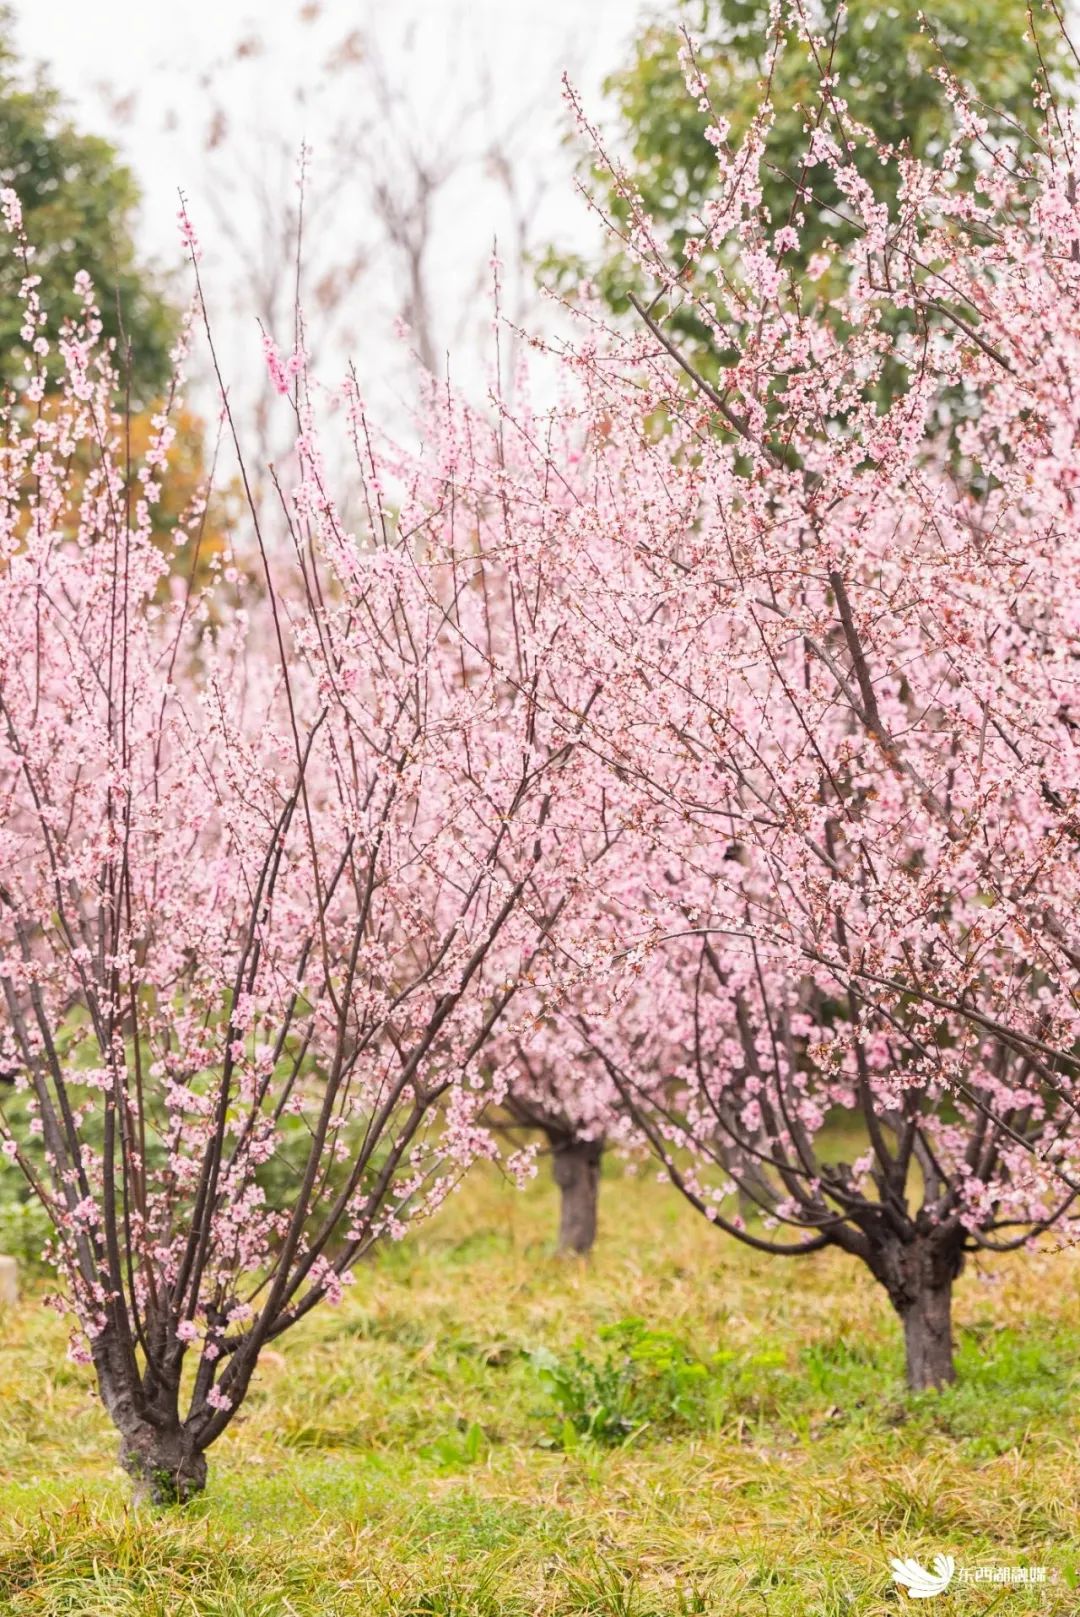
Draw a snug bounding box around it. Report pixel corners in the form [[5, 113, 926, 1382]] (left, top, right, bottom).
[[2, 1162, 1080, 1614]]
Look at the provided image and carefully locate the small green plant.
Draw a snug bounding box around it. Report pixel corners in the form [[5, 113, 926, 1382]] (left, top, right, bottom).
[[529, 1317, 711, 1447], [419, 1420, 488, 1470], [0, 1196, 50, 1270]]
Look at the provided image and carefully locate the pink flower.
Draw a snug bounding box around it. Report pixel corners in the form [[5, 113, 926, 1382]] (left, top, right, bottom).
[[0, 187, 22, 233], [176, 204, 201, 261], [261, 332, 305, 396]]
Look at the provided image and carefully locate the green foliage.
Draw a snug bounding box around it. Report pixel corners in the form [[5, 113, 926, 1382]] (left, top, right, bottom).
[[530, 1319, 801, 1448], [530, 1317, 713, 1445], [547, 0, 1071, 370], [0, 1193, 49, 1269], [0, 5, 175, 400], [418, 1419, 488, 1470], [0, 1084, 48, 1272]]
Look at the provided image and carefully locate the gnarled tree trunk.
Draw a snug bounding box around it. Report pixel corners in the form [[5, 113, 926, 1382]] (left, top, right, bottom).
[[874, 1233, 965, 1391], [93, 1335, 208, 1504], [550, 1137, 602, 1255], [119, 1422, 208, 1504]]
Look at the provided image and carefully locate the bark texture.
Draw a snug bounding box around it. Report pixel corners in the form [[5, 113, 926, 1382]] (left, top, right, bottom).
[[118, 1423, 208, 1504], [93, 1335, 208, 1504], [898, 1284, 956, 1391], [873, 1234, 964, 1390], [551, 1138, 602, 1254]]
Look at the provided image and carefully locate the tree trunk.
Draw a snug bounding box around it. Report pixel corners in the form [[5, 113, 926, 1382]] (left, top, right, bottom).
[[874, 1234, 963, 1391], [551, 1138, 602, 1254], [118, 1422, 208, 1504], [898, 1282, 956, 1391], [92, 1334, 206, 1504]]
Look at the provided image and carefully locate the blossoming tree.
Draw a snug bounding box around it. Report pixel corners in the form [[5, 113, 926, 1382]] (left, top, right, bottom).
[[401, 360, 649, 1260], [495, 1027, 618, 1255], [0, 210, 610, 1498], [498, 19, 1080, 1388]]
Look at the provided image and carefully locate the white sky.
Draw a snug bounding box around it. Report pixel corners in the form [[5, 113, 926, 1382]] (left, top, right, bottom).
[[10, 0, 646, 419]]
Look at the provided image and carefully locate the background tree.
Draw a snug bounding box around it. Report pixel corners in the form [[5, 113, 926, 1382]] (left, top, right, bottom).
[[0, 10, 232, 593], [0, 6, 174, 401], [547, 0, 1070, 369], [500, 1037, 616, 1257], [163, 4, 557, 492]]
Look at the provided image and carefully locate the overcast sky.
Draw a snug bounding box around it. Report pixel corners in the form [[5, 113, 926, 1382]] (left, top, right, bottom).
[[10, 0, 645, 416]]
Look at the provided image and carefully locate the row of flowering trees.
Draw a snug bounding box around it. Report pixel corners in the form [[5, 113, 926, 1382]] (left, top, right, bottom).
[[4, 10, 1080, 1500]]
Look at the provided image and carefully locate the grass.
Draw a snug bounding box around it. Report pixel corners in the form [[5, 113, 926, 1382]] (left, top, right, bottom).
[[2, 1161, 1080, 1614]]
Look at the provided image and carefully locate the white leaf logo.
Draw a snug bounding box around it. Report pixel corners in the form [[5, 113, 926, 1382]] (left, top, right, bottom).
[[890, 1554, 956, 1599]]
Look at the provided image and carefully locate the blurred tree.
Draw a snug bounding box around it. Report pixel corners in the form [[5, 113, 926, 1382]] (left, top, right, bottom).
[[547, 0, 1070, 363], [0, 4, 175, 401], [0, 13, 237, 586]]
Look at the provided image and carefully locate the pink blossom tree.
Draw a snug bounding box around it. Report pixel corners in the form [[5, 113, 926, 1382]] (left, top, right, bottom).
[[0, 209, 611, 1499], [400, 359, 646, 1259], [496, 1026, 621, 1255], [481, 21, 1080, 1388]]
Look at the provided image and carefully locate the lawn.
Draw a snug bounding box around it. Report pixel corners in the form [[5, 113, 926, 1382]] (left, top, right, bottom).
[[2, 1161, 1079, 1615]]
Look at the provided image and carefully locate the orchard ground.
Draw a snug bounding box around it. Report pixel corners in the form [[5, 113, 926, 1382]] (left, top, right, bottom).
[[2, 1159, 1080, 1617]]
